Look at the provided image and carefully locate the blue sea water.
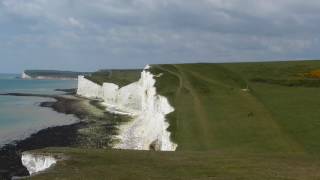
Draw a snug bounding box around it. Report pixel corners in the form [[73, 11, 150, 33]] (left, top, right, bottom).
[[0, 74, 79, 146]]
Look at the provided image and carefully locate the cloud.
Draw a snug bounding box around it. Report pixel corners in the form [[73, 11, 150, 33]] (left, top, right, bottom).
[[0, 0, 320, 72], [65, 17, 84, 29]]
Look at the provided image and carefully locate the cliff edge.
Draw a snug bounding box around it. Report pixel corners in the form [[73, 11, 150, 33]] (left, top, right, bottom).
[[77, 65, 177, 151]]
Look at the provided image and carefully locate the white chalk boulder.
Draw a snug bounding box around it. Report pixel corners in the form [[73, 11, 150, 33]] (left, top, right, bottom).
[[21, 152, 57, 175]]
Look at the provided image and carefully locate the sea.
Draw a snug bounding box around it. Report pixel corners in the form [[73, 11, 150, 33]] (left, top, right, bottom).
[[0, 74, 79, 146]]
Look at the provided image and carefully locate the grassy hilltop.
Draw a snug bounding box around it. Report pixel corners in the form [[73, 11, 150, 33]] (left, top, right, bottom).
[[31, 60, 320, 179], [151, 60, 320, 153]]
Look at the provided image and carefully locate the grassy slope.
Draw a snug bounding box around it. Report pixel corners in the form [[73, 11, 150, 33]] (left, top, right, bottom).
[[221, 61, 320, 154], [151, 61, 320, 154], [30, 148, 320, 180], [31, 60, 320, 179], [152, 64, 289, 152]]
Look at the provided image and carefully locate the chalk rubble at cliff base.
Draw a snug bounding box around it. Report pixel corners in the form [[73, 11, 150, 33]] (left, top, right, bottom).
[[77, 65, 177, 151], [21, 152, 57, 175]]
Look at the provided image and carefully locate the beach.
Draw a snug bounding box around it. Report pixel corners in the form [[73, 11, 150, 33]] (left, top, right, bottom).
[[0, 90, 118, 179]]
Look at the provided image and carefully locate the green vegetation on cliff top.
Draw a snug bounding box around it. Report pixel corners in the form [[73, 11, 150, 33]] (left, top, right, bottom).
[[85, 69, 141, 87], [24, 70, 89, 79], [151, 60, 320, 153]]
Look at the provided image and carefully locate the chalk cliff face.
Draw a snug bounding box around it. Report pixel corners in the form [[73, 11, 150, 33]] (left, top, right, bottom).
[[77, 66, 177, 151], [77, 76, 103, 99], [21, 153, 57, 175], [21, 72, 32, 79]]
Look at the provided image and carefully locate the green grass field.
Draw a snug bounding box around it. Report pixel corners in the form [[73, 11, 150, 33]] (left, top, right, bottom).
[[151, 61, 320, 153], [31, 60, 320, 179], [30, 148, 320, 180]]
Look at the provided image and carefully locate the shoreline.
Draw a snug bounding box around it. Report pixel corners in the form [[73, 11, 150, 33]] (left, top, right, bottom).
[[0, 90, 116, 179], [0, 122, 86, 179]]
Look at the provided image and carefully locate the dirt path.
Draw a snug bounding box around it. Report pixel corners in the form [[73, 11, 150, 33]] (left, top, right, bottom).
[[156, 65, 183, 93], [174, 66, 212, 147], [155, 66, 185, 137], [156, 65, 213, 148]]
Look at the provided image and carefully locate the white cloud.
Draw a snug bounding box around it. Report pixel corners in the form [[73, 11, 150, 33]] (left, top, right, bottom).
[[65, 17, 84, 29]]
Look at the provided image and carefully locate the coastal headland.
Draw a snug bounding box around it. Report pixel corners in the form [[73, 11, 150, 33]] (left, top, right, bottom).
[[3, 61, 320, 179]]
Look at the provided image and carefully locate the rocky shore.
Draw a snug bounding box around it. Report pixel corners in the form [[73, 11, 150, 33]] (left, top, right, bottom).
[[0, 90, 119, 179]]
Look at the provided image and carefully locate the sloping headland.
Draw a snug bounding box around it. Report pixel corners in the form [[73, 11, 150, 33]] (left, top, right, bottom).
[[3, 60, 320, 179], [22, 70, 90, 80]]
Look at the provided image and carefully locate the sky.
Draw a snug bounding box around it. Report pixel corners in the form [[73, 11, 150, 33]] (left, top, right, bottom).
[[0, 0, 320, 73]]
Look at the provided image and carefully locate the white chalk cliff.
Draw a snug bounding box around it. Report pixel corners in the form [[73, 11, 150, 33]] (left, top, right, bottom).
[[77, 66, 177, 151], [77, 76, 103, 99], [21, 72, 32, 79], [21, 152, 57, 175]]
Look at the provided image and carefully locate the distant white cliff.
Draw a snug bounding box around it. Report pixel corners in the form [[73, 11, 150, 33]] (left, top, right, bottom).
[[21, 70, 84, 80], [21, 152, 57, 175], [21, 72, 32, 79], [77, 66, 177, 151]]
